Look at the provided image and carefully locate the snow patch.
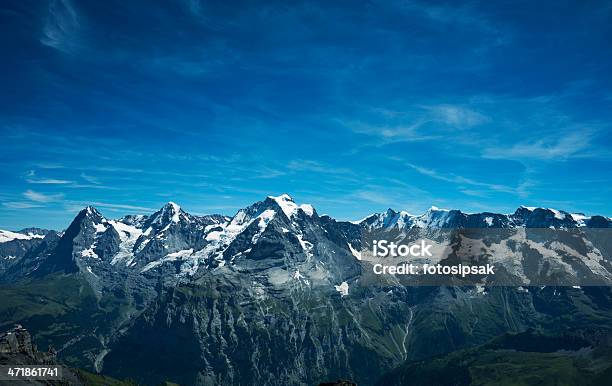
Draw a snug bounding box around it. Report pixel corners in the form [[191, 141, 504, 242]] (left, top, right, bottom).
[[167, 202, 181, 223], [296, 233, 313, 258], [81, 248, 99, 259], [252, 209, 275, 244], [141, 248, 194, 272], [570, 213, 587, 226], [475, 285, 487, 295], [206, 230, 223, 241], [548, 208, 565, 220], [0, 230, 44, 243], [108, 221, 143, 266], [335, 281, 349, 297], [348, 243, 361, 260], [167, 249, 195, 259]]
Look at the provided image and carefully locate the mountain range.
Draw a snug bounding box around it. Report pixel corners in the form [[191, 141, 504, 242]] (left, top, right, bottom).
[[0, 194, 611, 385]]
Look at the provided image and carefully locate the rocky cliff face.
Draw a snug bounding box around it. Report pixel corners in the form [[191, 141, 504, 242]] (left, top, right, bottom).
[[0, 195, 611, 385], [0, 324, 55, 365]]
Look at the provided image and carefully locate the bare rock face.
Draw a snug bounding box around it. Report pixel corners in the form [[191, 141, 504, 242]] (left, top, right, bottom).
[[0, 324, 55, 365]]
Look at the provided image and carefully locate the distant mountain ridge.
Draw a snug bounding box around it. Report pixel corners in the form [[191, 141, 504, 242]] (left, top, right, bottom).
[[2, 197, 610, 238], [359, 205, 611, 230], [0, 195, 610, 280]]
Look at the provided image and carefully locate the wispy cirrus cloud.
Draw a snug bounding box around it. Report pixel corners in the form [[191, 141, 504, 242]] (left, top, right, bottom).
[[423, 104, 490, 128], [23, 189, 64, 203], [404, 162, 526, 196], [181, 0, 204, 16], [33, 163, 65, 169], [26, 178, 73, 184], [459, 189, 489, 198], [80, 173, 100, 184], [340, 103, 489, 146], [22, 170, 116, 189], [349, 184, 439, 216], [355, 121, 437, 142], [352, 190, 394, 206], [23, 170, 71, 184], [385, 0, 511, 53], [40, 0, 80, 53], [482, 132, 593, 161], [2, 202, 44, 209], [287, 160, 354, 175]]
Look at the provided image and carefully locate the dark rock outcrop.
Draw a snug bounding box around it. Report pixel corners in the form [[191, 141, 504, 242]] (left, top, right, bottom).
[[0, 324, 56, 365]]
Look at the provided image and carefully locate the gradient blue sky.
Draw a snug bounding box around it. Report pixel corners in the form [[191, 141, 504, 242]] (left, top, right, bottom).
[[1, 0, 611, 230]]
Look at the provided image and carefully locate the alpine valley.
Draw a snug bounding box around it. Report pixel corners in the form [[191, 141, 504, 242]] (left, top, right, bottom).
[[1, 194, 612, 385]]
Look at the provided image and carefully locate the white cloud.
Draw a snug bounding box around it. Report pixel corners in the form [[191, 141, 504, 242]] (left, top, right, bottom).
[[424, 104, 490, 127], [35, 163, 65, 169], [80, 173, 100, 184], [287, 160, 353, 175], [482, 132, 591, 160], [23, 189, 64, 203], [26, 178, 72, 184], [40, 0, 79, 53], [392, 0, 510, 48], [339, 103, 488, 146], [343, 119, 440, 143], [405, 163, 518, 195], [2, 202, 44, 209], [459, 189, 489, 198], [353, 191, 394, 205]]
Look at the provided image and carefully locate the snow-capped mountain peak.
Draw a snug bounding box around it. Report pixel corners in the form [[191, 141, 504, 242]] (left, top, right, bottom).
[[267, 194, 315, 218], [159, 201, 183, 222], [412, 207, 456, 228], [359, 209, 414, 230], [83, 205, 104, 219], [77, 206, 108, 233], [164, 201, 181, 218], [145, 202, 191, 230]]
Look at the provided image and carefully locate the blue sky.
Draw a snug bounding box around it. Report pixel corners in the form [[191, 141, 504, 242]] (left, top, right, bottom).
[[1, 0, 611, 230]]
